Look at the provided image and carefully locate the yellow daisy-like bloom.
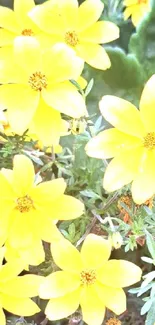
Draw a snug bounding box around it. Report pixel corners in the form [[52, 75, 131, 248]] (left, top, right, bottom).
[[0, 154, 84, 251], [124, 0, 151, 27], [86, 75, 155, 204], [0, 248, 42, 325], [29, 0, 119, 70], [0, 39, 86, 136], [0, 0, 51, 55], [39, 234, 141, 325]]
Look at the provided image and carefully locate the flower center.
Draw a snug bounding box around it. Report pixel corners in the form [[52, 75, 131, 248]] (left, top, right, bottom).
[[16, 195, 34, 213], [65, 31, 79, 47], [21, 29, 34, 36], [28, 72, 47, 91], [138, 0, 146, 3], [144, 132, 155, 150], [80, 269, 96, 285]]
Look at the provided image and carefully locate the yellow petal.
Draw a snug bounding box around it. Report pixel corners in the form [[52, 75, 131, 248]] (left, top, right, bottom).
[[98, 260, 142, 288], [31, 178, 66, 204], [79, 21, 119, 44], [0, 275, 43, 298], [124, 7, 133, 20], [51, 237, 83, 273], [0, 248, 6, 268], [76, 43, 111, 70], [14, 0, 37, 31], [80, 285, 105, 325], [131, 5, 149, 27], [0, 84, 39, 134], [14, 36, 42, 75], [124, 0, 138, 5], [0, 308, 5, 325], [0, 51, 24, 84], [8, 210, 34, 248], [85, 128, 142, 159], [39, 271, 80, 299], [0, 29, 15, 46], [132, 150, 155, 204], [140, 75, 155, 132], [47, 194, 84, 220], [81, 234, 111, 269], [43, 43, 84, 83], [33, 212, 63, 243], [12, 154, 35, 196], [45, 288, 80, 321], [77, 0, 104, 32], [1, 294, 40, 316], [103, 147, 144, 192], [42, 82, 86, 118], [5, 239, 45, 267], [0, 259, 24, 282], [0, 6, 19, 33], [29, 1, 65, 35], [99, 95, 145, 137], [58, 0, 78, 29], [96, 282, 126, 315], [30, 98, 64, 146]]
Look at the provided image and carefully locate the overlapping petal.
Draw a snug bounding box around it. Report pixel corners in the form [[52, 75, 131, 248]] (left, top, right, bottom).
[[77, 0, 104, 32], [51, 238, 83, 273], [45, 289, 80, 321], [0, 84, 39, 134], [0, 275, 43, 298], [30, 98, 64, 146], [132, 150, 155, 204], [29, 1, 65, 35], [1, 294, 40, 316], [85, 128, 142, 159], [42, 43, 84, 83], [31, 178, 66, 205], [8, 210, 34, 248], [42, 82, 86, 118], [46, 194, 84, 220], [97, 260, 142, 288], [39, 271, 80, 299], [80, 285, 105, 325], [0, 6, 19, 33], [12, 155, 35, 196], [99, 95, 145, 137], [95, 282, 126, 315], [81, 234, 111, 269], [103, 147, 144, 192], [76, 43, 111, 70], [79, 21, 119, 44]]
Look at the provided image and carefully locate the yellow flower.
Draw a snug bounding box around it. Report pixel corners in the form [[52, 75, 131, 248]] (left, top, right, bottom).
[[86, 75, 155, 204], [124, 0, 151, 27], [0, 39, 86, 135], [0, 247, 42, 325], [0, 0, 51, 56], [29, 0, 119, 70], [39, 234, 142, 325], [0, 154, 84, 251]]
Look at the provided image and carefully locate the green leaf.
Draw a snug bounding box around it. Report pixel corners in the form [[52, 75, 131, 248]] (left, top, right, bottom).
[[141, 299, 153, 315], [146, 299, 155, 325], [84, 47, 144, 117], [146, 231, 155, 260], [129, 1, 155, 81], [68, 223, 76, 239]]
